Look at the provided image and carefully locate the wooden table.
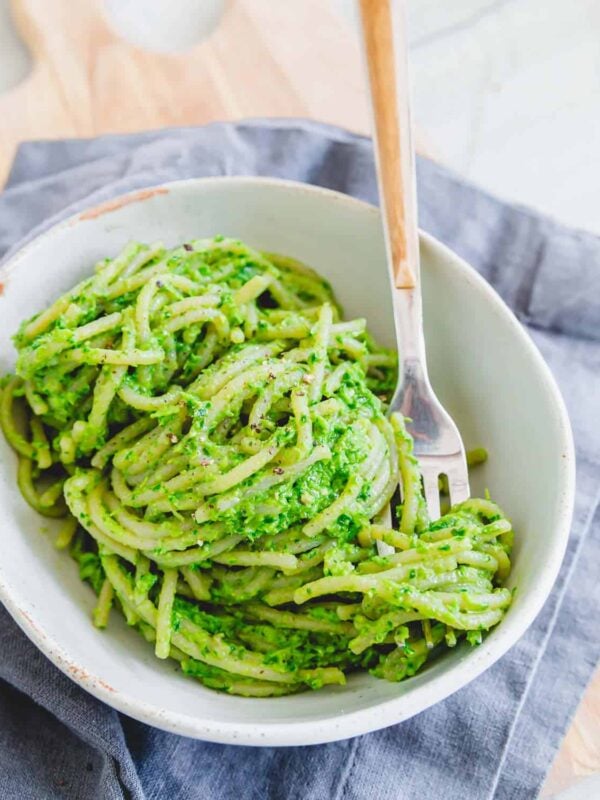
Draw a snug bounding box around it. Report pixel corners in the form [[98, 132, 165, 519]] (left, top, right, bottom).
[[1, 1, 598, 795]]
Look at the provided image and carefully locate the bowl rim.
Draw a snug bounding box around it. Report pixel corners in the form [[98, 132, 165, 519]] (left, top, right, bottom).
[[0, 175, 576, 746]]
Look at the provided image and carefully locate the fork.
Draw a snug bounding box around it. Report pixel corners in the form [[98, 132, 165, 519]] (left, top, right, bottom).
[[358, 0, 470, 551]]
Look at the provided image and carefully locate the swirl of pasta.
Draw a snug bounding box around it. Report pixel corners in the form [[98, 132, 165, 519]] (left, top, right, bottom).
[[0, 238, 513, 694]]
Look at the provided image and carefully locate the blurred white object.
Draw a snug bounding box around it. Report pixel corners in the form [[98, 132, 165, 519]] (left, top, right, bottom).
[[102, 0, 226, 53], [0, 0, 30, 92]]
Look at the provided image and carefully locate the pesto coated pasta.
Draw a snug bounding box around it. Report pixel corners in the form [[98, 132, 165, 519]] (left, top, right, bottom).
[[0, 237, 513, 695]]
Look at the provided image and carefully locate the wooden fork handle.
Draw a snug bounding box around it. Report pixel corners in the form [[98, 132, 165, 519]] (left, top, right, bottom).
[[358, 0, 419, 289]]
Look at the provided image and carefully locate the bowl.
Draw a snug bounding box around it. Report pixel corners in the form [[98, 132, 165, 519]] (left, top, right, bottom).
[[0, 177, 575, 746]]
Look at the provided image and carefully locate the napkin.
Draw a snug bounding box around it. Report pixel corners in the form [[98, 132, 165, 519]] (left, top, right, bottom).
[[0, 120, 598, 800]]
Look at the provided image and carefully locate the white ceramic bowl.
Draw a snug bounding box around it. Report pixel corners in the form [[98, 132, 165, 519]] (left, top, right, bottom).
[[0, 178, 574, 746]]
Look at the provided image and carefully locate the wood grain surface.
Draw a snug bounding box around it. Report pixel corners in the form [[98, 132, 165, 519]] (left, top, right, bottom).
[[1, 1, 598, 795], [0, 0, 369, 185]]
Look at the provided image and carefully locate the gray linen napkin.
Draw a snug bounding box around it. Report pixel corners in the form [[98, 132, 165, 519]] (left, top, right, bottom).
[[0, 120, 598, 800]]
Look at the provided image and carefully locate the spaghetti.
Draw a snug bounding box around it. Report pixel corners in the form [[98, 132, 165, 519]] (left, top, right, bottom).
[[0, 237, 513, 695]]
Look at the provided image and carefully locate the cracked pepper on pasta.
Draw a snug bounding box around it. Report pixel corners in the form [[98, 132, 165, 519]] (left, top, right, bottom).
[[0, 237, 513, 695]]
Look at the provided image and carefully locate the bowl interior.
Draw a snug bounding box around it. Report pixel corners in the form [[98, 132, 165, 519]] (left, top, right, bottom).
[[0, 178, 573, 745]]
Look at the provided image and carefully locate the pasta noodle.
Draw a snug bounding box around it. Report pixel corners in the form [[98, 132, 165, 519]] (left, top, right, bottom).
[[0, 237, 513, 695]]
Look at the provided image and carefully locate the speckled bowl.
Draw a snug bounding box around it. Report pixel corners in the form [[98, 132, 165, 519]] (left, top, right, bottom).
[[0, 178, 575, 745]]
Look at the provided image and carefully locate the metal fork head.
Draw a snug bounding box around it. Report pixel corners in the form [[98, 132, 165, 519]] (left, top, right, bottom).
[[417, 454, 470, 522], [391, 356, 470, 521], [376, 386, 470, 558]]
